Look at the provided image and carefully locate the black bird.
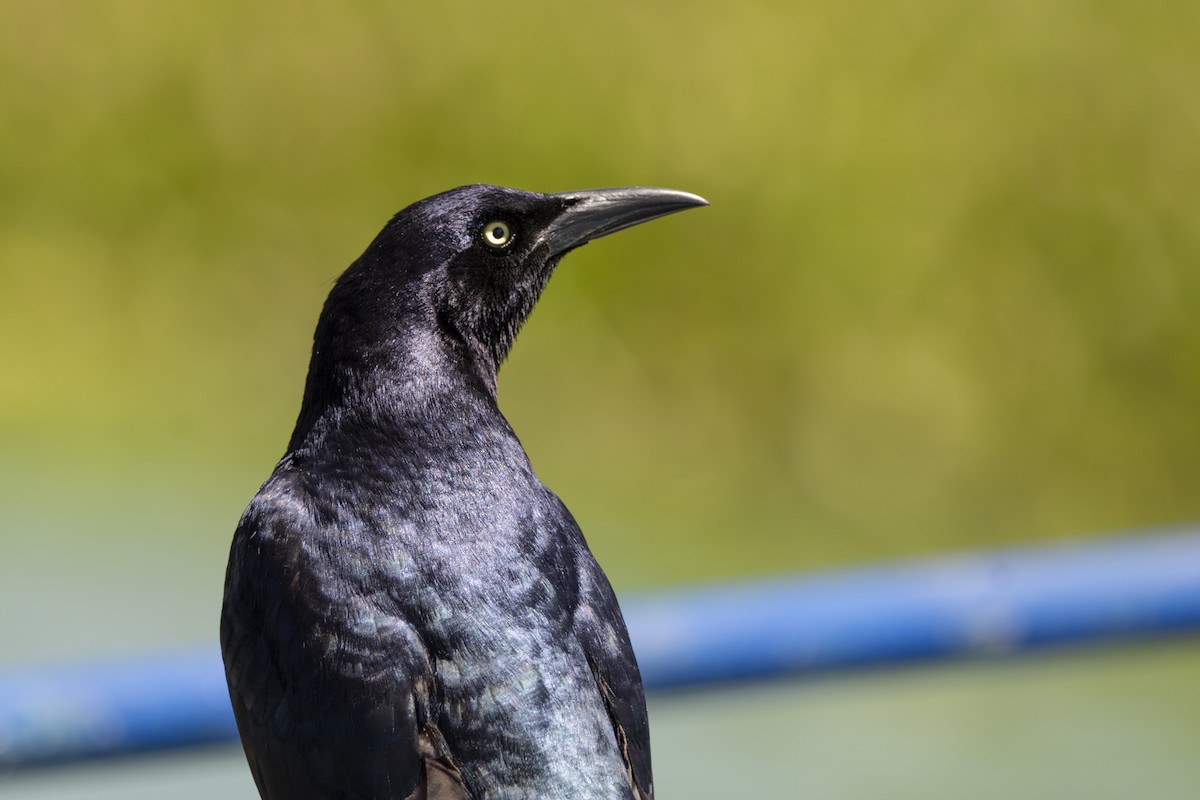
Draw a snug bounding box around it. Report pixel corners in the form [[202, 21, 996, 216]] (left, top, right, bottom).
[[220, 184, 707, 799]]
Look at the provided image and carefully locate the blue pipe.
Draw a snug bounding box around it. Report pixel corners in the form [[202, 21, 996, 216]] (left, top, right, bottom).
[[2, 530, 1199, 768], [0, 648, 235, 769], [625, 529, 1200, 689]]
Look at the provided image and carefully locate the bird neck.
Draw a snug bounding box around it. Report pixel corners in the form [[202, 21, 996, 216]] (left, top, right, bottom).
[[286, 323, 502, 455]]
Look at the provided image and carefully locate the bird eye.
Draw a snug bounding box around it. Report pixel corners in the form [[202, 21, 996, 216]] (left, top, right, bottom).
[[482, 220, 514, 249]]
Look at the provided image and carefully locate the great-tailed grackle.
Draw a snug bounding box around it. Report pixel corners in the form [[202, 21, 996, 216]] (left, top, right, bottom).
[[220, 184, 707, 799]]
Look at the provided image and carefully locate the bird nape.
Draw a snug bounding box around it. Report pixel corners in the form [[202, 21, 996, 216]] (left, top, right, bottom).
[[220, 184, 707, 800]]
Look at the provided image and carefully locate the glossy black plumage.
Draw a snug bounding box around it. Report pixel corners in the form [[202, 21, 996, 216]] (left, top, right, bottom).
[[220, 184, 706, 799]]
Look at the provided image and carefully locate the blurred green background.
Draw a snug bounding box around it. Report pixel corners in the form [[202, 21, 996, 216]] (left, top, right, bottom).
[[2, 0, 1199, 796]]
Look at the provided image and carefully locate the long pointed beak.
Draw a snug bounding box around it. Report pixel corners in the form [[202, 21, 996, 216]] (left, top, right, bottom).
[[539, 187, 708, 256]]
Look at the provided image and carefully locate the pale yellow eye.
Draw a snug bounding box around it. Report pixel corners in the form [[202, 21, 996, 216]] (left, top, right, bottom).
[[482, 220, 513, 249]]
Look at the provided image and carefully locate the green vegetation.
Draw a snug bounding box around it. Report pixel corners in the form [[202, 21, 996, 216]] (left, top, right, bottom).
[[3, 1, 1199, 587]]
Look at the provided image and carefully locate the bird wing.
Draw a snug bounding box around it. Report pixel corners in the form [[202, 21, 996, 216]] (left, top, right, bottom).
[[221, 490, 467, 800], [570, 529, 655, 800]]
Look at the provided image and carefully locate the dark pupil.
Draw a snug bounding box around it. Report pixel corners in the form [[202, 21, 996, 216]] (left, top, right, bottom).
[[491, 226, 505, 240]]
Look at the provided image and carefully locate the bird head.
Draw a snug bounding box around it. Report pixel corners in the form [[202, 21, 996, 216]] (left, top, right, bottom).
[[298, 184, 707, 426]]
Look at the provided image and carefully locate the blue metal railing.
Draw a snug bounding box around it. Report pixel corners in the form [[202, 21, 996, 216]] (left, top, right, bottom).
[[3, 529, 1200, 769]]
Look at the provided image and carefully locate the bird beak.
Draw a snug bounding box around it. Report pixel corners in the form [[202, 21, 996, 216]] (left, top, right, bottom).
[[540, 187, 709, 256]]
